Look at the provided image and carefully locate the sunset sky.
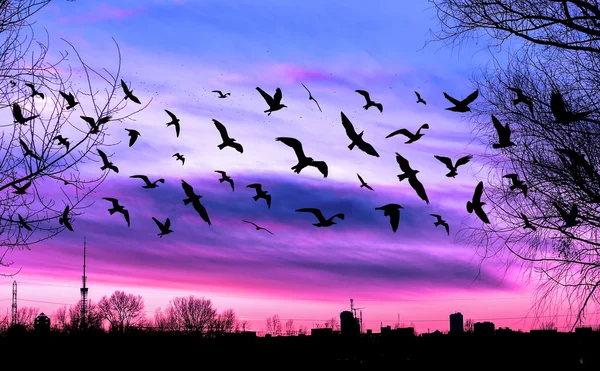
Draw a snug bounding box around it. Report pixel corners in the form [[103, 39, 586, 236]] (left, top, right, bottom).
[[0, 0, 573, 333]]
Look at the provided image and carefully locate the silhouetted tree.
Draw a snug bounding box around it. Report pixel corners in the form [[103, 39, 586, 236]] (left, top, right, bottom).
[[98, 291, 145, 332], [53, 300, 103, 332], [266, 314, 282, 336], [429, 0, 600, 329], [324, 316, 339, 330], [239, 319, 251, 332], [284, 319, 295, 336], [210, 308, 239, 335], [11, 306, 39, 330], [539, 321, 558, 331], [0, 1, 148, 276], [297, 324, 309, 335], [154, 296, 217, 335], [464, 318, 474, 333]]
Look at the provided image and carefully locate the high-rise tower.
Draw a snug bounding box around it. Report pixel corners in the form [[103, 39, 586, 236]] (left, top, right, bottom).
[[80, 237, 88, 329]]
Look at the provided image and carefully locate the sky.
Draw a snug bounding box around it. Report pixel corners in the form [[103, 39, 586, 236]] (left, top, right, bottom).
[[0, 0, 575, 333]]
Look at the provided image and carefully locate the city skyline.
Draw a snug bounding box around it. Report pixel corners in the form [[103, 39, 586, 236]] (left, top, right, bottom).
[[0, 0, 576, 333]]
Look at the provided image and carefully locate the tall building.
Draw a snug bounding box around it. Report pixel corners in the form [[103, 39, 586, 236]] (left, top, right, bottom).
[[449, 312, 464, 334], [340, 311, 360, 337]]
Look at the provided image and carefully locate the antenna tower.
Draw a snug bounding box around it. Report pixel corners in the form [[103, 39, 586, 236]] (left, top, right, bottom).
[[80, 237, 88, 329], [350, 298, 366, 333], [11, 281, 17, 326]]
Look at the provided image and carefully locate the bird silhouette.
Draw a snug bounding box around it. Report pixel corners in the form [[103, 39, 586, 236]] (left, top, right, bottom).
[[275, 137, 328, 178], [355, 90, 383, 112], [467, 181, 490, 224], [243, 220, 274, 235], [152, 217, 173, 238], [125, 129, 141, 147], [59, 91, 79, 109], [553, 202, 579, 228], [164, 110, 181, 137], [375, 204, 403, 232], [491, 115, 515, 149], [386, 124, 429, 144], [256, 87, 287, 115], [503, 173, 528, 198], [357, 173, 374, 191], [102, 198, 130, 227], [212, 90, 231, 98], [520, 213, 537, 231], [121, 79, 141, 104], [181, 180, 211, 226], [9, 80, 15, 87], [173, 153, 185, 165], [414, 91, 426, 105], [550, 90, 592, 124], [430, 214, 450, 235], [215, 170, 234, 191], [213, 119, 243, 153], [59, 205, 73, 231], [507, 87, 534, 116], [53, 135, 70, 151], [340, 112, 380, 157], [130, 175, 164, 189], [19, 139, 41, 161], [247, 183, 271, 208], [80, 115, 111, 134], [443, 89, 479, 112], [433, 154, 473, 178], [301, 83, 322, 112], [395, 153, 429, 204], [17, 214, 32, 231], [12, 103, 39, 125], [97, 149, 118, 173], [12, 181, 31, 195], [295, 208, 344, 227], [25, 83, 44, 99]]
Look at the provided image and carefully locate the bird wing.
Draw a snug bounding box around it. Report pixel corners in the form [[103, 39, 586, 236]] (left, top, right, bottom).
[[310, 161, 328, 178], [340, 112, 358, 139], [409, 176, 429, 204], [430, 213, 441, 220], [102, 197, 119, 207], [122, 209, 130, 227], [230, 142, 244, 153], [301, 83, 310, 94], [357, 173, 365, 184], [570, 204, 578, 219], [212, 90, 222, 94], [443, 92, 461, 106], [12, 103, 23, 119], [395, 152, 413, 173], [276, 137, 306, 161], [130, 174, 150, 183], [97, 116, 112, 125], [152, 217, 164, 229], [192, 200, 211, 225], [507, 87, 522, 94], [414, 91, 421, 99], [388, 209, 400, 232], [356, 140, 379, 157], [215, 170, 226, 175], [433, 155, 454, 170], [296, 208, 325, 222], [462, 89, 479, 105], [264, 194, 272, 208], [473, 181, 484, 203], [120, 79, 129, 94], [503, 173, 518, 183], [97, 149, 109, 163], [243, 220, 258, 227], [59, 91, 69, 100], [273, 88, 283, 104], [550, 91, 566, 117], [491, 115, 505, 136], [25, 83, 34, 90], [256, 87, 274, 106], [164, 218, 171, 229], [355, 90, 370, 102], [386, 129, 411, 139], [443, 223, 450, 235], [164, 109, 177, 121], [213, 119, 230, 140], [19, 138, 29, 151], [181, 180, 197, 198], [475, 207, 490, 224], [455, 155, 473, 168], [247, 183, 261, 190]]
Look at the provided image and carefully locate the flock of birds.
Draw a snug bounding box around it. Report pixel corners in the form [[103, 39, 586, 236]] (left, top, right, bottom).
[[9, 79, 590, 237]]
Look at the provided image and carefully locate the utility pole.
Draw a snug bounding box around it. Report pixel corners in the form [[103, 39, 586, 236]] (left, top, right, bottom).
[[11, 281, 17, 326]]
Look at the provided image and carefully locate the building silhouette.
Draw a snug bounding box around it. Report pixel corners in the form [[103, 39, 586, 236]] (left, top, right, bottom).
[[34, 312, 50, 333], [449, 312, 463, 334], [474, 321, 495, 335], [340, 310, 359, 337]]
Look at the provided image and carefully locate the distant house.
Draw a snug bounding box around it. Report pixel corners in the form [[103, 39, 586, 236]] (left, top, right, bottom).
[[34, 312, 50, 333]]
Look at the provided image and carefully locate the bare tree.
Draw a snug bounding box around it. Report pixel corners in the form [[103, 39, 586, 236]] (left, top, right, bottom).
[[210, 308, 239, 335], [297, 324, 309, 335], [14, 306, 38, 330], [285, 319, 295, 336], [266, 314, 282, 336], [429, 0, 600, 329], [53, 300, 103, 332], [239, 319, 251, 332], [324, 316, 339, 331], [0, 1, 148, 276], [154, 296, 217, 335], [464, 318, 475, 333], [538, 321, 558, 331], [97, 291, 145, 332]]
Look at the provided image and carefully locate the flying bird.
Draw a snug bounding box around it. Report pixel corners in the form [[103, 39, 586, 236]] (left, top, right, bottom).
[[375, 204, 403, 233], [247, 183, 271, 208], [414, 91, 426, 105], [19, 139, 41, 161], [102, 198, 130, 227], [503, 173, 528, 198], [80, 115, 112, 134], [181, 180, 211, 226], [173, 153, 185, 165], [395, 153, 429, 204], [242, 220, 274, 235], [12, 181, 32, 195], [295, 208, 344, 227], [550, 90, 592, 124], [491, 115, 515, 149], [357, 173, 373, 191], [256, 86, 287, 115], [213, 119, 243, 153], [17, 214, 32, 231], [340, 112, 380, 157], [53, 135, 70, 151], [467, 181, 490, 224], [443, 89, 479, 112], [164, 110, 181, 137], [553, 202, 579, 228], [121, 79, 141, 104], [12, 103, 39, 125], [59, 91, 79, 109], [25, 83, 44, 99], [152, 217, 173, 238], [355, 89, 383, 112], [520, 213, 537, 231], [59, 205, 73, 232], [301, 83, 322, 112], [433, 154, 473, 178], [215, 170, 234, 191], [386, 123, 429, 144], [97, 149, 119, 173], [212, 90, 230, 98], [130, 175, 164, 189], [125, 129, 141, 147], [430, 214, 450, 236], [275, 137, 328, 178], [507, 87, 534, 116]]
